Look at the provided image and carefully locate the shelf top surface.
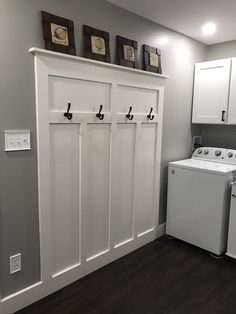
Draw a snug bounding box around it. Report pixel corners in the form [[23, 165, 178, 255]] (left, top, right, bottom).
[[29, 47, 170, 80]]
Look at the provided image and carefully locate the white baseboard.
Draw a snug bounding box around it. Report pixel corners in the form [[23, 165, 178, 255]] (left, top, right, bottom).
[[225, 252, 236, 259]]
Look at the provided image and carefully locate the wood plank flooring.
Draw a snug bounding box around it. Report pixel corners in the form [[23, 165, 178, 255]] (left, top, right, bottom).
[[16, 236, 236, 314]]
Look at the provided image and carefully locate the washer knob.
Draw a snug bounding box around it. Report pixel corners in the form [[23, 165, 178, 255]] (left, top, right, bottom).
[[197, 149, 202, 154], [204, 149, 209, 155], [215, 150, 221, 157], [228, 152, 233, 158]]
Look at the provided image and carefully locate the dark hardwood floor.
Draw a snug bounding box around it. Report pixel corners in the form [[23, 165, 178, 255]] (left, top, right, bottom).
[[17, 236, 236, 314]]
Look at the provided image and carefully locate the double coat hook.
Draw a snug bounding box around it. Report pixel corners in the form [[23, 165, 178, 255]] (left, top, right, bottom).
[[96, 105, 104, 120], [64, 103, 73, 120], [126, 106, 134, 120], [147, 107, 155, 120]]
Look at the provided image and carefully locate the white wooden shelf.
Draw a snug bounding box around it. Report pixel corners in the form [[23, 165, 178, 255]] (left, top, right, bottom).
[[29, 47, 170, 80]]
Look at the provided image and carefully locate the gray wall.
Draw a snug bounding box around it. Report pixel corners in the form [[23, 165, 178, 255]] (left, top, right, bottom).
[[0, 0, 206, 297], [206, 40, 236, 60], [200, 40, 236, 149]]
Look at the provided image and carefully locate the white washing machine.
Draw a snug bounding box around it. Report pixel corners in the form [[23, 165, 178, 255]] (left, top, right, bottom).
[[166, 147, 236, 256]]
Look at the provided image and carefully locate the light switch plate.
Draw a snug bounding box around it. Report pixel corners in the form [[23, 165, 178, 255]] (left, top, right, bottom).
[[5, 130, 31, 151], [9, 253, 21, 274]]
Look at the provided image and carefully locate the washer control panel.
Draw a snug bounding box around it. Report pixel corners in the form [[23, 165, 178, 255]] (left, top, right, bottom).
[[193, 147, 236, 164]]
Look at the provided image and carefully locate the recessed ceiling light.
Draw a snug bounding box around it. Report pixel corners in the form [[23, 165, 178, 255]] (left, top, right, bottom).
[[202, 22, 216, 36]]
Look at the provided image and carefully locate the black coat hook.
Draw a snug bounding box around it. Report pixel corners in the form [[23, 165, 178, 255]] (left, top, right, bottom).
[[126, 106, 134, 120], [64, 103, 73, 120], [96, 105, 104, 120], [147, 107, 154, 120]]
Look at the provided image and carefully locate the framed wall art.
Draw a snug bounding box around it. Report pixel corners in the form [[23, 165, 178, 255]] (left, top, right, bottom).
[[143, 45, 162, 74], [83, 25, 111, 63], [41, 11, 76, 55], [117, 36, 138, 69]]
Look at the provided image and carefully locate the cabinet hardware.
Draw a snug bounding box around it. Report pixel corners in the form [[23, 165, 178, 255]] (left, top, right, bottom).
[[147, 107, 155, 120], [96, 105, 104, 120], [126, 106, 134, 120], [232, 194, 236, 198], [64, 103, 73, 120], [221, 110, 226, 122]]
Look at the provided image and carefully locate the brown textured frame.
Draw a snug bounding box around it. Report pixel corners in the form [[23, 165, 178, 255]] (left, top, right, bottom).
[[117, 36, 139, 69], [83, 25, 111, 63], [143, 45, 162, 74], [41, 11, 76, 55]]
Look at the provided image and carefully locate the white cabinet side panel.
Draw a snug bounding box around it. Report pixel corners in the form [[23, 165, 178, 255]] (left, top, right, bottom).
[[85, 124, 110, 260], [111, 124, 135, 247], [228, 58, 236, 124], [135, 124, 156, 235], [50, 124, 80, 276], [49, 76, 111, 113]]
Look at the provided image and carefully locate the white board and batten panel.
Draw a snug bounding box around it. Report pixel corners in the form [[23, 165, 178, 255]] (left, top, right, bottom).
[[192, 59, 231, 124], [117, 84, 159, 115], [49, 75, 111, 113], [0, 48, 168, 314], [111, 124, 135, 248], [50, 124, 81, 276], [84, 124, 110, 261], [135, 124, 157, 236]]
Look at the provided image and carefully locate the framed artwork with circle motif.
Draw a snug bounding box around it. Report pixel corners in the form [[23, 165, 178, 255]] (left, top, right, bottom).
[[83, 25, 111, 63], [117, 36, 138, 69], [143, 45, 162, 74], [41, 11, 76, 55]]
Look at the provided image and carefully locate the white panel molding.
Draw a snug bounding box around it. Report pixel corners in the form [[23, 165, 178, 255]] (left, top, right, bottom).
[[0, 48, 168, 314]]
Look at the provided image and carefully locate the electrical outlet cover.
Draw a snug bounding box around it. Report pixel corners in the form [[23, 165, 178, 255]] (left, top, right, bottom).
[[10, 253, 21, 274]]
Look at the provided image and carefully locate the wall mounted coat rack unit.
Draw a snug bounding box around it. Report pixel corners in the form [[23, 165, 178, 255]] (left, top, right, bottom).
[[0, 47, 168, 314]]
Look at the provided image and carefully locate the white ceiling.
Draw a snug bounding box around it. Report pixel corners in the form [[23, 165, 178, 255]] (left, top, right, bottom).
[[107, 0, 236, 45]]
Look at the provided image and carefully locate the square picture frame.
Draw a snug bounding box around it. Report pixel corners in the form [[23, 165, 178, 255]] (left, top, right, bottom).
[[117, 36, 139, 69], [143, 45, 162, 74], [83, 25, 111, 63], [41, 11, 76, 55]]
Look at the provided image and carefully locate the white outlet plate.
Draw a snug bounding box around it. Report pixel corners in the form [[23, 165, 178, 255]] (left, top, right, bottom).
[[9, 253, 21, 274], [5, 130, 31, 151], [192, 135, 202, 152]]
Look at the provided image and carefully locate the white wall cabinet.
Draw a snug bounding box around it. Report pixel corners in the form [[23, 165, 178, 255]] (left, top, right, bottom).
[[192, 59, 231, 124], [0, 48, 168, 314]]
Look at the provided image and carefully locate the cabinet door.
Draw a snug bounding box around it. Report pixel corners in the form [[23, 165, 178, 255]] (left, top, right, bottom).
[[228, 58, 236, 124], [192, 59, 231, 124]]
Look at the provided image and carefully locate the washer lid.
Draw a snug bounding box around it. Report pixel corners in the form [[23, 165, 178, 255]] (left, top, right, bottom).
[[169, 159, 236, 175]]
